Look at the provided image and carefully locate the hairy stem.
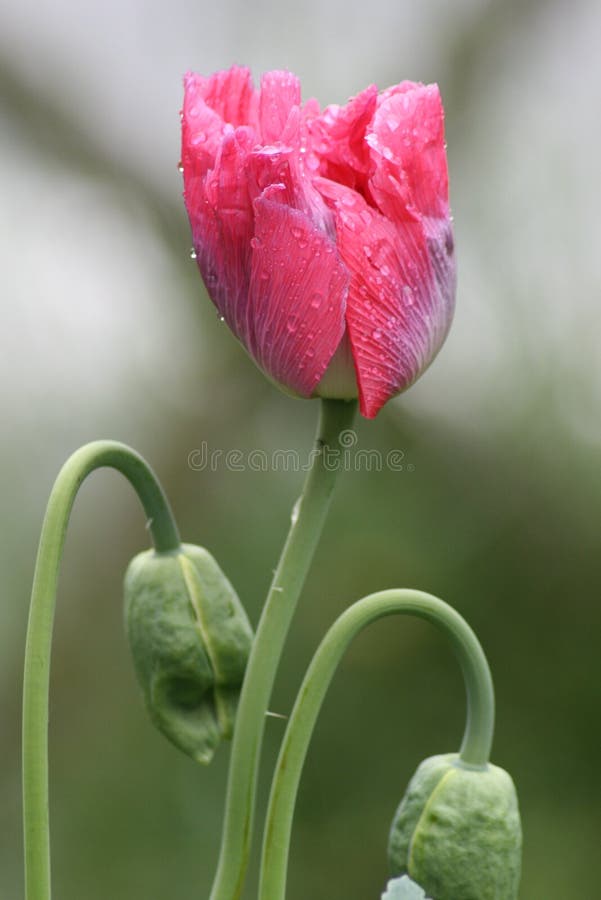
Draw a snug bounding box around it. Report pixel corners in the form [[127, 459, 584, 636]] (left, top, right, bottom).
[[259, 589, 495, 900], [22, 441, 180, 900], [209, 399, 357, 900]]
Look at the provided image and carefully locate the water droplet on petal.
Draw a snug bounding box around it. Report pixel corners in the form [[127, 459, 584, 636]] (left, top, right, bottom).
[[372, 328, 382, 340], [177, 161, 184, 173], [287, 315, 300, 334], [291, 225, 303, 240], [310, 292, 323, 309], [190, 248, 197, 260]]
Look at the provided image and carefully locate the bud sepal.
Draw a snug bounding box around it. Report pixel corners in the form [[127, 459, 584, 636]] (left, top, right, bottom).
[[388, 753, 522, 900], [124, 543, 253, 765]]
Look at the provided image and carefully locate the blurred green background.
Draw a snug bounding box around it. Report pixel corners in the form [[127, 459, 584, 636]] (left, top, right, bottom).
[[1, 0, 600, 897]]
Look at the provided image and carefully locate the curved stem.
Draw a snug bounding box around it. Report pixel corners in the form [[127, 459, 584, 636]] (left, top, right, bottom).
[[209, 399, 357, 900], [259, 589, 495, 900], [22, 441, 180, 900]]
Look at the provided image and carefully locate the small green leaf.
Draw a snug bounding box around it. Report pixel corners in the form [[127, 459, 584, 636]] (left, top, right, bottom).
[[382, 874, 432, 899]]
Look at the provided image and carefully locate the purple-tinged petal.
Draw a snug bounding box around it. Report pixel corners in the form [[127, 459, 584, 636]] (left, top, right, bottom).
[[185, 128, 256, 341], [316, 178, 455, 418], [248, 186, 349, 396]]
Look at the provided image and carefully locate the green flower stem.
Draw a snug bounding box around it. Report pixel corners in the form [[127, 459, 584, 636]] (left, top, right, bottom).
[[259, 589, 495, 900], [23, 441, 180, 900], [209, 399, 357, 900]]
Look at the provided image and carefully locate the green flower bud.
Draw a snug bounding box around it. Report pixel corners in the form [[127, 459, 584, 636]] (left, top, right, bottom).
[[388, 754, 522, 900], [124, 543, 253, 765]]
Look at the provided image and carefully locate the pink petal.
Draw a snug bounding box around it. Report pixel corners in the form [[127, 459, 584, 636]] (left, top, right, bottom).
[[185, 66, 259, 128], [182, 74, 229, 177], [248, 186, 349, 396], [259, 70, 302, 144], [366, 83, 449, 221], [248, 142, 334, 237], [185, 127, 256, 340], [316, 179, 455, 418], [308, 85, 378, 193]]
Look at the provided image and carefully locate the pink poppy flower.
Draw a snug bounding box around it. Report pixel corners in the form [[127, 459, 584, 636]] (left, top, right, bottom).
[[181, 67, 455, 418]]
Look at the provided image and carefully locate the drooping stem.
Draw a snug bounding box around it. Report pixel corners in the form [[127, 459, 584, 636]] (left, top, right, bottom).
[[22, 441, 181, 900], [259, 588, 495, 900], [209, 399, 357, 900]]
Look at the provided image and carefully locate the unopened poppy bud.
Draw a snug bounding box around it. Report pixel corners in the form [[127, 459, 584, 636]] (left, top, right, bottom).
[[124, 543, 253, 764], [388, 753, 522, 900]]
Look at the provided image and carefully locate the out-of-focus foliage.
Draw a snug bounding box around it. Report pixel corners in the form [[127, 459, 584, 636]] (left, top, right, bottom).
[[1, 0, 600, 898]]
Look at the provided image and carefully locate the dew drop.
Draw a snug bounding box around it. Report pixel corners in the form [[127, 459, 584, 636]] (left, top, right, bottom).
[[287, 315, 300, 334], [372, 328, 382, 340], [192, 131, 207, 146], [291, 225, 303, 240], [310, 292, 323, 309], [190, 248, 197, 260], [177, 161, 184, 173]]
